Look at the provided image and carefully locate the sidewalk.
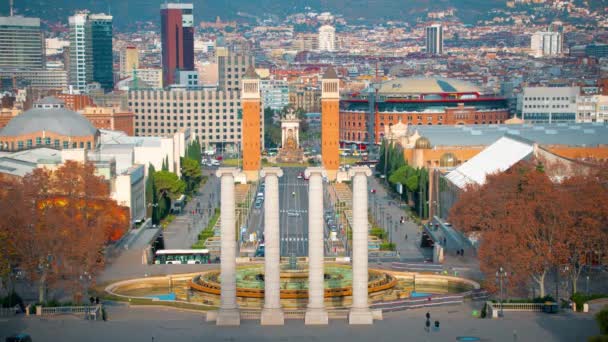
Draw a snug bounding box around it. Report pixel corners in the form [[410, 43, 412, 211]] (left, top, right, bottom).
[[368, 176, 429, 261]]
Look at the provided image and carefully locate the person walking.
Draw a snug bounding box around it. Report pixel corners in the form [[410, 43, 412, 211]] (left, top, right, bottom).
[[425, 319, 430, 333], [405, 234, 408, 241]]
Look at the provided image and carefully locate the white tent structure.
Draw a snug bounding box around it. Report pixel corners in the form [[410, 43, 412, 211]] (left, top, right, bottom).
[[445, 136, 534, 189]]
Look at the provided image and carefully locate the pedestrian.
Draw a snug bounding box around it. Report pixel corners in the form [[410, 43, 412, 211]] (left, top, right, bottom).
[[425, 319, 430, 333], [426, 312, 430, 320], [461, 248, 465, 257], [434, 320, 440, 332], [405, 234, 408, 240]]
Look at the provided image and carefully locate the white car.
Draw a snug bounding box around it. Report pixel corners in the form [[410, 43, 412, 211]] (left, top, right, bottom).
[[211, 160, 220, 166]]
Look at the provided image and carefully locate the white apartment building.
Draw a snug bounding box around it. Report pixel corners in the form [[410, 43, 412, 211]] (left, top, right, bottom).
[[318, 25, 336, 52], [521, 86, 579, 123], [425, 24, 443, 55], [530, 31, 562, 57], [68, 13, 92, 92], [128, 89, 263, 152], [576, 95, 608, 123], [260, 79, 289, 110]]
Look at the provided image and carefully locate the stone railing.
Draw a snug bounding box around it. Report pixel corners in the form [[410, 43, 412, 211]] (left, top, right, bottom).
[[486, 301, 546, 318], [0, 307, 17, 317], [36, 305, 102, 320]]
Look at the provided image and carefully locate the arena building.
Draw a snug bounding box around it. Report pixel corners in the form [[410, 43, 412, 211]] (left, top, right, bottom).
[[0, 97, 99, 152], [339, 77, 510, 148]]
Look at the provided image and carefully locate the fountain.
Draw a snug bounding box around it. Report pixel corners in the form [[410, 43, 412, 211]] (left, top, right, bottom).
[[106, 262, 479, 310]]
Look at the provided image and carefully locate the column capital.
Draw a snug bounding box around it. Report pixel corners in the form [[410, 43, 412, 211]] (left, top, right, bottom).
[[260, 167, 283, 178], [216, 167, 240, 178], [305, 166, 326, 178], [348, 166, 372, 178]]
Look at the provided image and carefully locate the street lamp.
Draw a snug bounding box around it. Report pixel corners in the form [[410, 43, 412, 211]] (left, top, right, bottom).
[[496, 267, 508, 318]]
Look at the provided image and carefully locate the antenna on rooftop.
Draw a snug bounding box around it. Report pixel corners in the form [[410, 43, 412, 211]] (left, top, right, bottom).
[[10, 0, 14, 16]]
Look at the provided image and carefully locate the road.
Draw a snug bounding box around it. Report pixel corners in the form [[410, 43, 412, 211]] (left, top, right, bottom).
[[244, 167, 311, 257], [279, 168, 309, 257]]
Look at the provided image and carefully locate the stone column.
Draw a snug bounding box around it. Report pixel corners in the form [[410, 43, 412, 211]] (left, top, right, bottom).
[[304, 167, 329, 325], [260, 167, 284, 325], [348, 166, 374, 324], [215, 167, 240, 326]]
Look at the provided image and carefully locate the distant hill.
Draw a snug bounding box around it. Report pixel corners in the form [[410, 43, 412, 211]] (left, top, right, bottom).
[[10, 0, 506, 29]]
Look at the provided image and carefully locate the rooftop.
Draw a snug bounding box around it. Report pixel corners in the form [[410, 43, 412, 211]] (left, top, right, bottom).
[[377, 77, 482, 95], [0, 107, 97, 137], [407, 123, 608, 148]]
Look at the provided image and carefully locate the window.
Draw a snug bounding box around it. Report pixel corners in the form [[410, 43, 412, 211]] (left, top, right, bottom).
[[63, 141, 69, 149], [54, 140, 60, 148], [45, 138, 51, 145], [36, 137, 42, 145]]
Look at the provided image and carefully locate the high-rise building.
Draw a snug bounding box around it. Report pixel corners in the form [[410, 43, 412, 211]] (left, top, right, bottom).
[[88, 14, 114, 91], [217, 52, 255, 92], [0, 16, 45, 70], [321, 67, 340, 180], [68, 12, 114, 92], [530, 31, 562, 57], [69, 13, 91, 92], [120, 46, 140, 78], [160, 3, 194, 87], [318, 25, 336, 52], [425, 24, 443, 56]]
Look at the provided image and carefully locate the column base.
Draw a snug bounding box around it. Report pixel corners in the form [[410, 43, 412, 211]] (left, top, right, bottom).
[[260, 308, 285, 325], [216, 308, 240, 326], [305, 308, 328, 325], [349, 308, 374, 325], [243, 169, 259, 182]]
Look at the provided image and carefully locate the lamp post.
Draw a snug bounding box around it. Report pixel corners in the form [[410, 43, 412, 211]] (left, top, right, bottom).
[[586, 275, 590, 294], [496, 267, 508, 318], [80, 271, 92, 319]]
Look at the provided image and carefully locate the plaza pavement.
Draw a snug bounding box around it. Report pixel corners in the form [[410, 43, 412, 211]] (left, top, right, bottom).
[[0, 303, 599, 342]]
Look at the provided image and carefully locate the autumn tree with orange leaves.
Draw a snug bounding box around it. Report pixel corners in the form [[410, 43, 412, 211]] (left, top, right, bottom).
[[0, 161, 129, 303], [449, 161, 608, 298]]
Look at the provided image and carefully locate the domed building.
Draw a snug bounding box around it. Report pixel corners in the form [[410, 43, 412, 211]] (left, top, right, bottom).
[[339, 76, 509, 149], [0, 97, 99, 151]]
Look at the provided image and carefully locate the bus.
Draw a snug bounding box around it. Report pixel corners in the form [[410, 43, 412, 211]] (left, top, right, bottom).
[[154, 249, 210, 264]]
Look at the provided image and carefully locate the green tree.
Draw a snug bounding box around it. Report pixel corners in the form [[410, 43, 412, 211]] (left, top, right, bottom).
[[154, 170, 186, 199], [145, 164, 160, 224], [162, 156, 169, 171], [181, 157, 203, 194]]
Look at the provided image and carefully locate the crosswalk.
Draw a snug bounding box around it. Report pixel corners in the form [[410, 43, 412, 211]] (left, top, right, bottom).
[[279, 183, 308, 187], [279, 209, 307, 213]]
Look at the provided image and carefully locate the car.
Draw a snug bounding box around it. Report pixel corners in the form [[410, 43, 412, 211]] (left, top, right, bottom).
[[216, 156, 223, 161], [256, 192, 264, 198], [254, 200, 263, 209], [297, 172, 304, 179], [211, 160, 220, 166]]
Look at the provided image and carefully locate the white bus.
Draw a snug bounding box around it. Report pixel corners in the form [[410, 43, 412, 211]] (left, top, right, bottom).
[[154, 249, 210, 264]]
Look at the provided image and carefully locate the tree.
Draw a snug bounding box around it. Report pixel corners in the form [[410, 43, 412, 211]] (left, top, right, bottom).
[[449, 161, 569, 297], [154, 170, 186, 200], [146, 164, 160, 224], [162, 156, 169, 171], [181, 157, 203, 194], [560, 173, 608, 294], [6, 162, 129, 303]]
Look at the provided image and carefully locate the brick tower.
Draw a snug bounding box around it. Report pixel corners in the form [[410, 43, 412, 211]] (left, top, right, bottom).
[[321, 67, 340, 181], [241, 66, 261, 181]]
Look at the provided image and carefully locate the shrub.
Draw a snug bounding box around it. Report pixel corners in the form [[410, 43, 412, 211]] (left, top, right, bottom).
[[572, 293, 608, 312], [0, 291, 23, 309], [369, 227, 386, 240], [480, 303, 487, 318], [597, 307, 608, 335], [588, 335, 608, 342], [379, 242, 396, 251]]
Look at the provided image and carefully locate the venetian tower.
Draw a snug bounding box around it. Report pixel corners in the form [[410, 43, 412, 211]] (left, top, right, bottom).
[[321, 67, 340, 181], [241, 66, 261, 181]]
